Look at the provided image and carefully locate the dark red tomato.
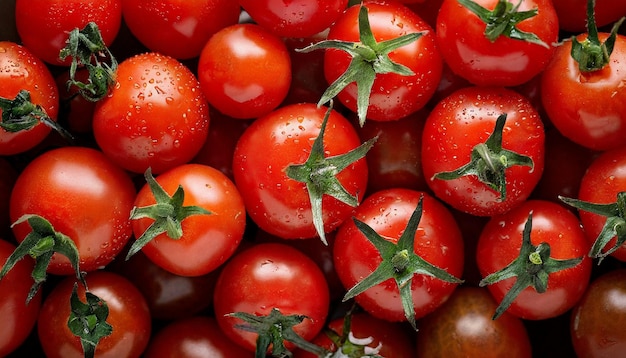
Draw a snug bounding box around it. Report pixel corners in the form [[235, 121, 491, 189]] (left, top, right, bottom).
[[404, 0, 444, 29], [132, 163, 246, 276], [540, 32, 626, 151], [10, 146, 136, 275], [324, 0, 443, 121], [421, 86, 545, 217], [0, 239, 41, 357], [93, 52, 210, 174], [213, 242, 330, 354], [571, 268, 626, 357], [122, 0, 240, 59], [552, 0, 626, 33], [333, 188, 464, 323], [144, 316, 253, 358], [239, 0, 348, 38], [436, 0, 559, 87], [0, 158, 18, 239], [282, 36, 332, 107], [197, 23, 291, 119], [55, 68, 96, 134], [477, 200, 592, 320], [416, 286, 532, 357], [232, 103, 369, 240], [294, 312, 416, 358], [37, 271, 151, 358], [0, 41, 58, 155], [15, 0, 122, 66]]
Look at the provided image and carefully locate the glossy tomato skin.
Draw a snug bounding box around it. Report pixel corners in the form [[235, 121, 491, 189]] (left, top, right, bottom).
[[324, 0, 443, 121], [0, 239, 42, 357], [416, 286, 532, 357], [37, 271, 151, 358], [93, 52, 210, 174], [333, 188, 465, 323], [197, 23, 291, 119], [232, 103, 368, 240], [132, 163, 246, 276], [15, 0, 122, 66], [436, 0, 559, 87], [421, 86, 545, 217], [570, 268, 626, 357], [10, 146, 136, 275], [213, 242, 330, 353], [477, 200, 592, 320], [541, 33, 626, 151], [0, 41, 58, 155]]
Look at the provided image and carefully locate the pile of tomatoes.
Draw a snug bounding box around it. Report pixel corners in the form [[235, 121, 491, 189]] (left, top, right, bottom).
[[2, 0, 626, 357]]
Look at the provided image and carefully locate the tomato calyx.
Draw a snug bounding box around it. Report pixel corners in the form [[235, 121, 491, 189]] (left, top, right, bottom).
[[67, 282, 113, 358], [228, 308, 327, 358], [126, 167, 212, 259], [0, 214, 85, 303], [458, 0, 548, 48], [323, 308, 382, 358], [479, 212, 583, 319], [343, 196, 463, 330], [296, 5, 423, 126], [559, 192, 626, 263], [286, 104, 377, 245], [432, 113, 533, 201], [59, 22, 118, 102]]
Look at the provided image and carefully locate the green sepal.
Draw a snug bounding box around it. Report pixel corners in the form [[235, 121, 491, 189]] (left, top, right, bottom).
[[322, 306, 383, 358], [458, 0, 548, 48], [432, 113, 534, 201], [559, 192, 626, 263], [126, 167, 211, 259], [67, 282, 113, 358], [342, 196, 463, 330], [296, 5, 423, 126], [479, 213, 583, 320], [285, 104, 377, 245], [227, 308, 327, 358], [59, 21, 118, 102], [0, 214, 85, 303]]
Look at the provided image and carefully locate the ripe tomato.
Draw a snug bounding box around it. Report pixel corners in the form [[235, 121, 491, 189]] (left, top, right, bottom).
[[10, 146, 136, 275], [0, 158, 17, 239], [552, 0, 626, 32], [37, 271, 151, 358], [0, 41, 59, 155], [15, 0, 122, 66], [93, 52, 210, 174]]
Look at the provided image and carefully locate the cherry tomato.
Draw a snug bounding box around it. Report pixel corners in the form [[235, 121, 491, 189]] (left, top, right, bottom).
[[0, 158, 18, 239], [552, 0, 626, 33]]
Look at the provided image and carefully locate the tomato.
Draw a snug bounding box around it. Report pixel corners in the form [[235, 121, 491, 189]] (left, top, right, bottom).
[[93, 52, 210, 174], [552, 0, 626, 33], [197, 23, 292, 119], [416, 286, 532, 357], [15, 0, 122, 66], [0, 239, 41, 357], [121, 0, 240, 60], [144, 316, 253, 358], [0, 158, 18, 239], [10, 146, 136, 275], [213, 242, 330, 354], [130, 163, 246, 276], [37, 271, 151, 358], [0, 41, 59, 155], [570, 268, 626, 357], [333, 188, 464, 324], [282, 36, 332, 107], [55, 68, 96, 135], [421, 86, 545, 217], [436, 0, 559, 87], [476, 200, 592, 320]]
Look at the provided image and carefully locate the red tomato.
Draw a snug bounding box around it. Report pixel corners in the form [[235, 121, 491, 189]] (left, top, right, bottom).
[[37, 271, 151, 358], [0, 239, 41, 357], [55, 68, 96, 134], [131, 163, 246, 276], [0, 41, 58, 155], [15, 0, 122, 66], [10, 146, 136, 275], [197, 23, 292, 119], [476, 200, 592, 320], [0, 158, 18, 239], [93, 52, 210, 174], [436, 0, 559, 86], [213, 242, 330, 354], [121, 0, 240, 59], [333, 188, 464, 323], [552, 0, 626, 33]]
